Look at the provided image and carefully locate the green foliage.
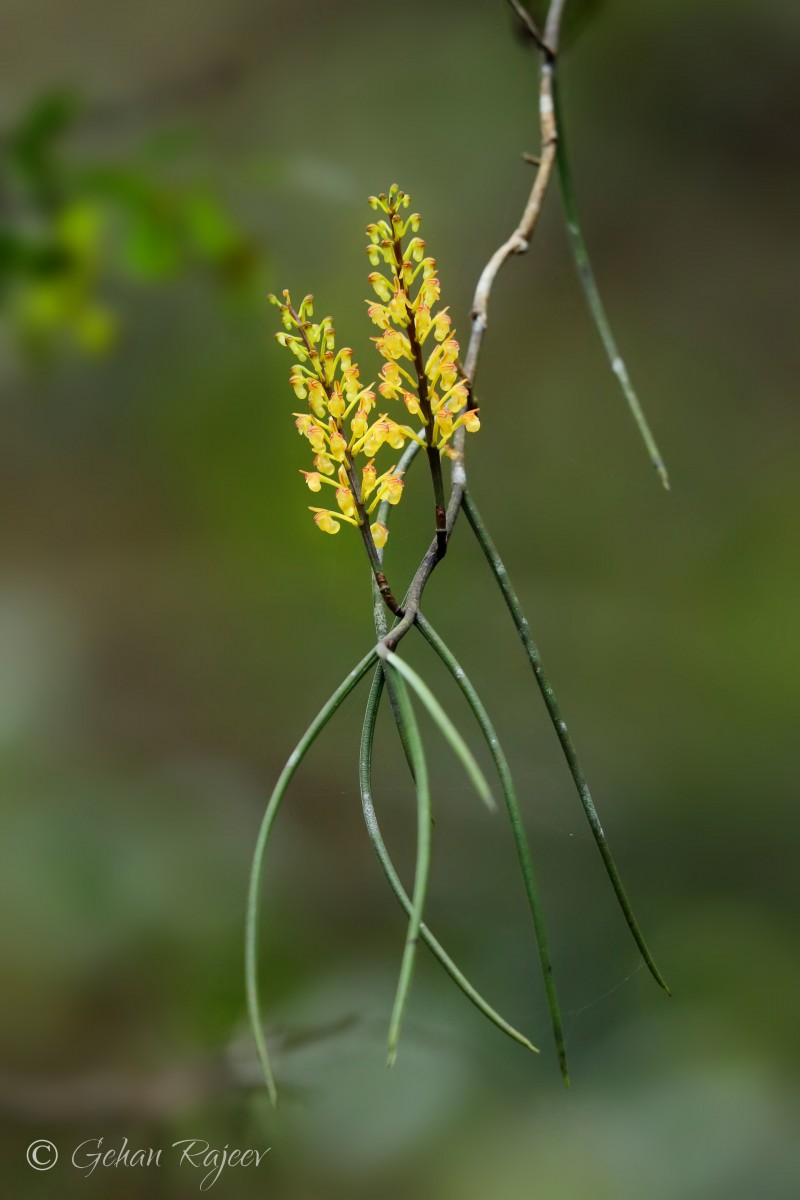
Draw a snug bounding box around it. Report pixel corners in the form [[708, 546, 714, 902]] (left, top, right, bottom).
[[0, 88, 263, 358]]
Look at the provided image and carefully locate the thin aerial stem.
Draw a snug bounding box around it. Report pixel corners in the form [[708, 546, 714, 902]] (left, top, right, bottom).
[[461, 490, 670, 994], [380, 453, 466, 650], [352, 493, 403, 615], [414, 612, 569, 1083], [371, 577, 416, 780], [359, 666, 539, 1055], [245, 647, 379, 1105], [371, 439, 426, 775], [543, 0, 568, 52]]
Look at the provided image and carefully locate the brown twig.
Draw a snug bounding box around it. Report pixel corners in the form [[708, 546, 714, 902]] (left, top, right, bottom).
[[381, 457, 466, 649], [464, 2, 564, 382], [378, 0, 566, 646], [504, 0, 552, 55]]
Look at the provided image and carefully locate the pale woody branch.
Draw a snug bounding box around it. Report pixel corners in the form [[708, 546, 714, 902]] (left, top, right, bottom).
[[380, 0, 567, 649]]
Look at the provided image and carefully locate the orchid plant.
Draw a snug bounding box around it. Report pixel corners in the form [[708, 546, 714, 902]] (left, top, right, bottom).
[[247, 0, 671, 1106]]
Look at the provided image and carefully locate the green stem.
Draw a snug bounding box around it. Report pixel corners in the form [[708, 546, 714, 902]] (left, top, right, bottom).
[[371, 576, 416, 781], [360, 666, 538, 1055], [245, 647, 379, 1105], [414, 612, 568, 1083], [381, 655, 432, 1067], [462, 490, 670, 994], [552, 71, 670, 490]]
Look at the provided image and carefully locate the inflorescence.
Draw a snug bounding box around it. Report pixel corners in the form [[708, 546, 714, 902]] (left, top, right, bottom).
[[269, 185, 479, 553]]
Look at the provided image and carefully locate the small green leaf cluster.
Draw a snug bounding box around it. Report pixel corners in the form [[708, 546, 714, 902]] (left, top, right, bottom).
[[0, 89, 263, 358]]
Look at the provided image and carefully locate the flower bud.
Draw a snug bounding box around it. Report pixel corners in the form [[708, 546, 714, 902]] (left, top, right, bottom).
[[371, 522, 389, 549], [368, 273, 393, 302], [351, 408, 369, 439], [379, 474, 404, 506], [361, 460, 377, 499], [328, 386, 345, 420], [314, 452, 335, 476], [313, 510, 341, 535], [328, 431, 347, 461], [336, 486, 357, 519]]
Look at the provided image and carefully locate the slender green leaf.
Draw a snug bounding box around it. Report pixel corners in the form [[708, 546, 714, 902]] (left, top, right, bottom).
[[463, 490, 670, 994], [245, 647, 378, 1105], [553, 70, 670, 489], [360, 665, 539, 1054], [377, 646, 496, 813], [380, 658, 433, 1067], [415, 613, 567, 1082]]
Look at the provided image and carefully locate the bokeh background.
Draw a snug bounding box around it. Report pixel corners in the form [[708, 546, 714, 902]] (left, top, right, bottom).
[[1, 0, 799, 1196]]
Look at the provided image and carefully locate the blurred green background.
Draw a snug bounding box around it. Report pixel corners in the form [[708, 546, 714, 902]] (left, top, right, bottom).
[[1, 0, 799, 1196]]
